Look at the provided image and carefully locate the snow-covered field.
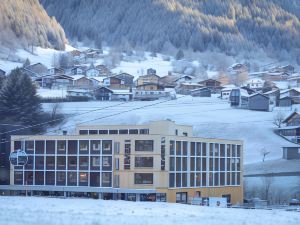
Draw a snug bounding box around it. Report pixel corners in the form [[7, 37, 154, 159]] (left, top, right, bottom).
[[43, 96, 298, 164], [0, 197, 299, 225]]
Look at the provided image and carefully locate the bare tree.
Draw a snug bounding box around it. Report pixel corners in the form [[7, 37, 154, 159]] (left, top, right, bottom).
[[261, 176, 274, 202], [273, 111, 285, 128], [260, 147, 270, 162], [51, 102, 62, 121]]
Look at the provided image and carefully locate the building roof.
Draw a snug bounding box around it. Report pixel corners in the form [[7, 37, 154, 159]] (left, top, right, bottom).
[[264, 89, 279, 95], [282, 111, 299, 124], [249, 93, 269, 99]]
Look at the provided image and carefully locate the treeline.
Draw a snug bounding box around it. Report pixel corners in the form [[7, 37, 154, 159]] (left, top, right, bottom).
[[0, 0, 67, 50], [40, 0, 300, 61]]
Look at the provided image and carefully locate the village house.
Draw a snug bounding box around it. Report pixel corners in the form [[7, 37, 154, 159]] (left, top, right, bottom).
[[263, 89, 280, 106], [229, 88, 250, 109], [47, 67, 64, 75], [90, 76, 107, 87], [243, 78, 264, 91], [280, 88, 300, 104], [95, 64, 111, 76], [198, 79, 222, 92], [270, 65, 295, 75], [227, 63, 248, 76], [70, 75, 94, 90], [158, 74, 179, 88], [248, 93, 270, 111], [85, 64, 101, 77], [277, 111, 300, 144], [279, 96, 293, 108], [21, 63, 48, 78], [282, 146, 300, 160], [287, 73, 300, 88], [94, 87, 132, 101], [176, 82, 203, 95], [136, 74, 160, 86], [133, 83, 175, 101], [71, 66, 86, 75], [114, 73, 134, 87]]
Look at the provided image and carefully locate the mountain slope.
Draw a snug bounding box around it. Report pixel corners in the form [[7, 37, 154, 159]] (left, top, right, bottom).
[[0, 0, 67, 50], [40, 0, 300, 61]]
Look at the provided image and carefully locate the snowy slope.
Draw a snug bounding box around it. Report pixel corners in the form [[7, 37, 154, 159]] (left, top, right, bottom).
[[42, 96, 299, 164], [0, 197, 299, 225]]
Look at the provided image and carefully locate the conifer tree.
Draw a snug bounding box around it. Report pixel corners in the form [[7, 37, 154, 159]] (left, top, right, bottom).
[[0, 68, 42, 125]]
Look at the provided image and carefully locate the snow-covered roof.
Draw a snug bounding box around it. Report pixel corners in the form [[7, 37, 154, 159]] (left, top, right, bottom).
[[90, 76, 106, 82], [273, 81, 289, 90], [245, 78, 264, 84], [70, 75, 86, 81], [264, 89, 279, 95]]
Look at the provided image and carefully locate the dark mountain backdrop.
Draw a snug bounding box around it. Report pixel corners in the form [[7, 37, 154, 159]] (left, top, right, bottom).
[[0, 0, 66, 50], [40, 0, 300, 61]]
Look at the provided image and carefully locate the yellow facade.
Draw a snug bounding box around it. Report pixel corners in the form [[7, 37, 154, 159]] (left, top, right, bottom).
[[10, 120, 243, 204]]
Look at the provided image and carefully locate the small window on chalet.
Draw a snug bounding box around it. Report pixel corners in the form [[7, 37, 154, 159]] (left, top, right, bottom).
[[183, 132, 188, 136], [79, 130, 88, 135]]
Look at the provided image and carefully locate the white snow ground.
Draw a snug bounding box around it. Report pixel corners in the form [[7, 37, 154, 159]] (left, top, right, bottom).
[[42, 95, 299, 164], [0, 197, 299, 225]]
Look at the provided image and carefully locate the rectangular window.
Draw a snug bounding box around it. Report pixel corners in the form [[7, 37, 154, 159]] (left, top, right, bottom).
[[35, 171, 44, 185], [182, 173, 187, 187], [46, 171, 55, 185], [109, 130, 118, 134], [102, 172, 112, 187], [57, 140, 66, 154], [99, 130, 108, 134], [202, 173, 206, 186], [90, 172, 100, 187], [89, 130, 98, 135], [196, 173, 201, 186], [176, 173, 181, 187], [79, 156, 88, 170], [176, 192, 187, 203], [226, 144, 231, 157], [196, 143, 201, 155], [90, 140, 101, 154], [25, 171, 33, 185], [124, 143, 131, 170], [237, 145, 241, 157], [46, 140, 55, 154], [190, 157, 195, 171], [68, 140, 78, 154], [102, 140, 112, 154], [90, 156, 100, 170], [25, 141, 34, 153], [139, 129, 149, 134], [102, 156, 112, 171], [79, 130, 88, 135], [196, 158, 201, 171], [170, 157, 175, 171], [182, 157, 187, 171], [67, 172, 77, 186], [79, 140, 89, 152], [134, 173, 153, 184], [119, 129, 128, 134], [182, 142, 188, 155], [169, 173, 175, 187], [190, 173, 195, 187], [115, 158, 119, 170], [14, 171, 23, 185], [79, 172, 88, 186], [57, 156, 66, 170], [202, 143, 207, 156], [68, 156, 77, 170], [170, 141, 175, 155], [35, 141, 45, 154], [176, 141, 181, 155], [135, 140, 154, 151], [202, 157, 207, 171], [129, 129, 138, 134], [56, 171, 66, 186], [46, 156, 55, 170], [176, 157, 181, 171], [35, 156, 44, 170], [191, 142, 195, 156], [220, 172, 225, 186], [220, 144, 225, 157], [135, 157, 153, 168]]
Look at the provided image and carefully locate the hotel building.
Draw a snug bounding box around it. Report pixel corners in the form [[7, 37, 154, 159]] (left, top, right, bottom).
[[8, 120, 243, 204]]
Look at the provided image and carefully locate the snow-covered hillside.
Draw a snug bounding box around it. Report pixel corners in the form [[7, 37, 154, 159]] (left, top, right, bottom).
[[0, 197, 299, 225], [43, 96, 298, 164]]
